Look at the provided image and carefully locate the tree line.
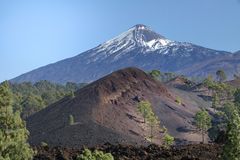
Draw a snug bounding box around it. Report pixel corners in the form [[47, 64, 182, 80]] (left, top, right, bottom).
[[9, 80, 86, 119]]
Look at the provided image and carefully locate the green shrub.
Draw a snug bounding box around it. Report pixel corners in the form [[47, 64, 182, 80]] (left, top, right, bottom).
[[149, 70, 161, 80], [175, 96, 182, 105], [77, 149, 114, 160], [68, 114, 75, 125], [41, 142, 48, 147], [163, 133, 174, 148]]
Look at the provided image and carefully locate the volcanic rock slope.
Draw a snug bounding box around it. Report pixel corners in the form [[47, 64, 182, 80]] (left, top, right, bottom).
[[12, 24, 235, 84], [27, 67, 210, 148]]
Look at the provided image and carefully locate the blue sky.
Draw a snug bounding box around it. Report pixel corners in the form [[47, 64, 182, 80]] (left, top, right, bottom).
[[0, 0, 240, 82]]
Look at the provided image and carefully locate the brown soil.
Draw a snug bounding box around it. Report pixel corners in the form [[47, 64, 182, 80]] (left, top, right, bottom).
[[27, 67, 211, 148], [33, 143, 222, 160]]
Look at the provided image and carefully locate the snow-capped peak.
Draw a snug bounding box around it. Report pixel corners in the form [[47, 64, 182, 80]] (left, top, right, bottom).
[[134, 24, 148, 30], [131, 24, 172, 48], [95, 24, 172, 55]]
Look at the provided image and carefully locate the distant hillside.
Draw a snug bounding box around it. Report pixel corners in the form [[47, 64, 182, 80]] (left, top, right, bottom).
[[235, 50, 240, 54], [11, 24, 235, 84], [180, 53, 240, 79], [27, 67, 211, 147]]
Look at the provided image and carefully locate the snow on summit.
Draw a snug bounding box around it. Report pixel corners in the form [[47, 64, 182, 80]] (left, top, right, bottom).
[[95, 24, 173, 57], [82, 24, 225, 63]]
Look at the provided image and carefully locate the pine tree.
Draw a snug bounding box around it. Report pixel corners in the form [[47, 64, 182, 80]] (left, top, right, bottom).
[[222, 108, 240, 160], [203, 75, 214, 96], [137, 101, 160, 142], [0, 81, 33, 160], [148, 112, 159, 142], [137, 101, 152, 123], [216, 70, 227, 82], [194, 109, 212, 143]]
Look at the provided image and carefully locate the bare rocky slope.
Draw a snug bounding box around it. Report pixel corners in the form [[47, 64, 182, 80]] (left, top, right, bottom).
[[27, 67, 211, 148]]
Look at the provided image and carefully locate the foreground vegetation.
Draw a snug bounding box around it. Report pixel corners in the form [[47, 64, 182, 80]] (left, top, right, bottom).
[[0, 82, 33, 160], [77, 149, 114, 160], [1, 68, 240, 159]]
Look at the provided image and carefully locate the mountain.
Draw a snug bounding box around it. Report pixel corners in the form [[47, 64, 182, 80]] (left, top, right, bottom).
[[12, 24, 233, 84], [235, 50, 240, 54], [27, 67, 210, 147], [180, 53, 240, 79]]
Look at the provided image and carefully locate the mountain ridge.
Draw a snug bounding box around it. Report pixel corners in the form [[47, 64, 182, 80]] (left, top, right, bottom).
[[12, 24, 236, 84]]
